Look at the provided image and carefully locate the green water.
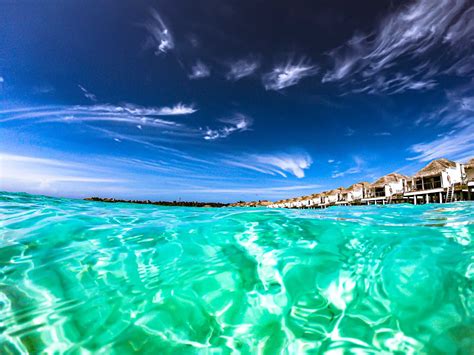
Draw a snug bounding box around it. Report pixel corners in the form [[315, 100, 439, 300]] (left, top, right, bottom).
[[0, 192, 473, 354]]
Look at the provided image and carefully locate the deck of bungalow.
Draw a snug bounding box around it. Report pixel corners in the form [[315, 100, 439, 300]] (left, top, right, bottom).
[[404, 159, 463, 204], [462, 158, 474, 200], [361, 173, 408, 205]]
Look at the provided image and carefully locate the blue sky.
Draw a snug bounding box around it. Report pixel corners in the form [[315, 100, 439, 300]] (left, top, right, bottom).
[[0, 0, 473, 202]]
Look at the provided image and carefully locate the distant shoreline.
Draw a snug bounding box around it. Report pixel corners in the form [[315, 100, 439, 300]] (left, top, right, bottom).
[[84, 197, 228, 208]]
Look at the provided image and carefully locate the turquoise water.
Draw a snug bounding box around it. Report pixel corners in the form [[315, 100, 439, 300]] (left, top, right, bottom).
[[0, 192, 473, 354]]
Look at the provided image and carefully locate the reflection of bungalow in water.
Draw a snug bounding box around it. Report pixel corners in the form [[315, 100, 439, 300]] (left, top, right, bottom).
[[362, 173, 408, 205], [340, 182, 370, 204], [463, 158, 474, 200], [404, 158, 462, 204]]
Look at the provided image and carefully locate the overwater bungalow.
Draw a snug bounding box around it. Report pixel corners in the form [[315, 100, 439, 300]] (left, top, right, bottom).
[[287, 198, 297, 208], [362, 173, 408, 205], [265, 157, 473, 209], [325, 187, 344, 206], [404, 158, 463, 204], [341, 182, 371, 204], [279, 199, 289, 208], [293, 197, 304, 208], [308, 193, 322, 208], [335, 188, 350, 205], [300, 195, 312, 208], [463, 158, 474, 200]]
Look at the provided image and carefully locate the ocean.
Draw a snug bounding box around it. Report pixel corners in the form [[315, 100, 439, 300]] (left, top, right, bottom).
[[0, 192, 473, 354]]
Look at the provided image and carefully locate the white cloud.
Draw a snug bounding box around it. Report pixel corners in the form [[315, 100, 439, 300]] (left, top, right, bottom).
[[189, 61, 210, 79], [0, 103, 196, 127], [323, 0, 474, 93], [224, 152, 312, 178], [416, 83, 474, 128], [203, 114, 252, 140], [262, 57, 318, 90], [186, 184, 321, 195], [374, 132, 392, 136], [0, 152, 125, 195], [156, 103, 197, 115], [409, 84, 474, 161], [408, 125, 474, 162], [226, 57, 260, 81], [78, 84, 97, 102], [145, 8, 174, 55], [0, 76, 4, 83], [344, 127, 355, 137], [332, 156, 365, 178]]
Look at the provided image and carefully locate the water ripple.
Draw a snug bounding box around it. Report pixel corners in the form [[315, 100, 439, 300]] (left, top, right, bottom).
[[0, 192, 473, 353]]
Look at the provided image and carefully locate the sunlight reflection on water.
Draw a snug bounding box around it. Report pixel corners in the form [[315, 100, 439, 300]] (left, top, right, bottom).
[[0, 192, 473, 353]]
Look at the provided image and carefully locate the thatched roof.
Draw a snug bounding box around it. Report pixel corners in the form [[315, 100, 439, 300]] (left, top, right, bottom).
[[414, 158, 456, 178], [347, 182, 370, 191], [326, 187, 345, 195], [464, 158, 474, 168], [372, 173, 408, 188]]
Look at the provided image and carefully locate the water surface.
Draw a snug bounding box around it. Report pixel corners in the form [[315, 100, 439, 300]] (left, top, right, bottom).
[[0, 192, 473, 353]]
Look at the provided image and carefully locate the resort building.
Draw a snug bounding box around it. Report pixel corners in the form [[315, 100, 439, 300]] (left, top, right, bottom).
[[341, 182, 370, 204], [300, 195, 312, 208], [335, 188, 350, 205], [362, 173, 408, 205], [265, 157, 473, 209], [308, 193, 322, 208], [325, 187, 344, 206], [404, 159, 463, 204], [463, 158, 474, 200]]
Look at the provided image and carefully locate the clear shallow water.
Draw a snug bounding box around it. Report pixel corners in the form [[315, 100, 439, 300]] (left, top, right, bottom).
[[0, 192, 473, 354]]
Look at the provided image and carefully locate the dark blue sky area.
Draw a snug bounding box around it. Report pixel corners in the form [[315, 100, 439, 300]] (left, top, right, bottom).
[[1, 0, 473, 201]]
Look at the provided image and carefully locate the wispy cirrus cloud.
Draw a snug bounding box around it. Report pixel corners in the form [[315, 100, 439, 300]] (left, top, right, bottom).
[[262, 57, 318, 90], [224, 151, 312, 178], [0, 152, 126, 195], [0, 102, 197, 126], [323, 0, 474, 94], [332, 156, 365, 178], [0, 104, 185, 129], [408, 125, 474, 162], [203, 113, 252, 140], [145, 8, 174, 55], [408, 83, 474, 162], [156, 103, 197, 115], [226, 57, 260, 81], [189, 61, 211, 79], [344, 127, 355, 137], [78, 84, 97, 102], [184, 184, 321, 195]]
